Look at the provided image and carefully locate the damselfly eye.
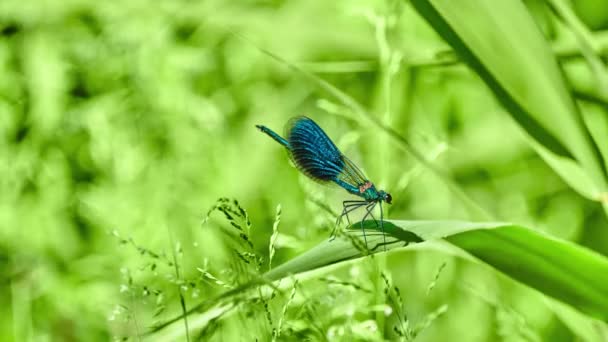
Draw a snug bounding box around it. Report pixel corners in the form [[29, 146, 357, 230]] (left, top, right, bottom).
[[385, 193, 392, 204]]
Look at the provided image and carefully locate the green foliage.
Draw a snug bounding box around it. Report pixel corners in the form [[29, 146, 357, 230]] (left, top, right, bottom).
[[411, 0, 608, 202], [266, 220, 608, 320], [1, 0, 608, 340]]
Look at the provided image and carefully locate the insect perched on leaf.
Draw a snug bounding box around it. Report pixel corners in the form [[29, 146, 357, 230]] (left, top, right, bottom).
[[256, 116, 392, 249]]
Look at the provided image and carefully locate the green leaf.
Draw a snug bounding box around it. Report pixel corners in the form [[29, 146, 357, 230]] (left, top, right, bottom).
[[265, 220, 608, 322], [547, 0, 608, 95], [409, 0, 608, 200]]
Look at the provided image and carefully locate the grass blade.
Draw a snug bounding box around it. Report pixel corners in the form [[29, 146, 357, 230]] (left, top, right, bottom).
[[265, 220, 608, 322], [410, 0, 608, 202]]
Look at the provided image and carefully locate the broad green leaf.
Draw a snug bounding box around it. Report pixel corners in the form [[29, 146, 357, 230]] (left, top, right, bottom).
[[409, 0, 608, 200], [265, 220, 608, 322]]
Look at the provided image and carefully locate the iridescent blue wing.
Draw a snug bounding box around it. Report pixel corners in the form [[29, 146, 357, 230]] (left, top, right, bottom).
[[285, 116, 370, 195], [285, 116, 344, 183], [337, 155, 369, 187]]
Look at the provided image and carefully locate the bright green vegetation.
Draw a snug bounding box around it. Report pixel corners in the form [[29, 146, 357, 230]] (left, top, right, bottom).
[[2, 0, 608, 341]]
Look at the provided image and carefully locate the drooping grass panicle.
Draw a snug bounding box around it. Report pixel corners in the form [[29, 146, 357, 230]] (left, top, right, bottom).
[[381, 272, 409, 339], [411, 304, 448, 339], [111, 229, 173, 267], [426, 262, 447, 295], [268, 204, 281, 270], [272, 279, 298, 342], [196, 267, 233, 290], [203, 198, 255, 252], [319, 276, 372, 293]]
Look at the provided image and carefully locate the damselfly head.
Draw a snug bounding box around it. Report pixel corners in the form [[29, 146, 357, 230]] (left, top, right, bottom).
[[380, 190, 392, 204]]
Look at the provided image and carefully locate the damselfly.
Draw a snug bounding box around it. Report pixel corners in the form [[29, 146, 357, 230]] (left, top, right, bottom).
[[256, 116, 392, 249]]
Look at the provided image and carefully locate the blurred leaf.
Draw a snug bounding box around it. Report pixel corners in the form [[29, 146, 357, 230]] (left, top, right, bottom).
[[571, 0, 608, 30], [548, 0, 608, 95], [410, 0, 608, 201], [266, 220, 608, 322]]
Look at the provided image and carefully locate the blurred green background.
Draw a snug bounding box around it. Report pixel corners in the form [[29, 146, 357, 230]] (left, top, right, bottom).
[[1, 0, 608, 340]]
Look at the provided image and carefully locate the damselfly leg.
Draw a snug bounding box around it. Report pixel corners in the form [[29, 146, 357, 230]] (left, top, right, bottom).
[[332, 200, 387, 251], [379, 201, 386, 249], [331, 200, 367, 240], [357, 201, 387, 251], [339, 200, 368, 226], [358, 202, 378, 248]]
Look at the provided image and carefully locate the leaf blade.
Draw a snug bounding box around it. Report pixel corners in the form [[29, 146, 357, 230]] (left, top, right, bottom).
[[409, 0, 608, 199], [265, 220, 608, 321]]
